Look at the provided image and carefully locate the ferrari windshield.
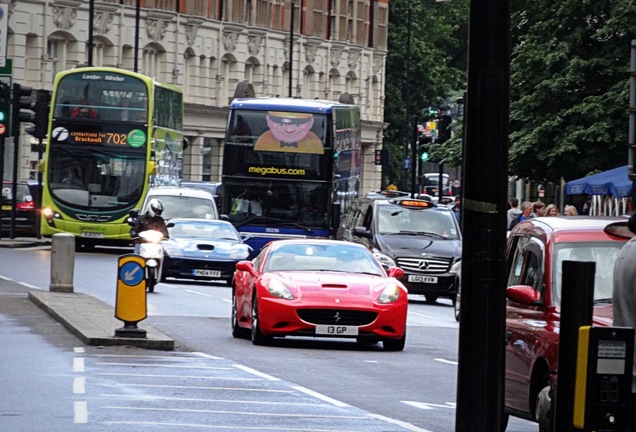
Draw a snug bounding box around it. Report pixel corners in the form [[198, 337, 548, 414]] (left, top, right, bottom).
[[265, 243, 385, 275]]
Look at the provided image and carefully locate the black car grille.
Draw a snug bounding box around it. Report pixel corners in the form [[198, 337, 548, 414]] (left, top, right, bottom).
[[397, 257, 452, 274], [297, 309, 378, 326], [179, 259, 234, 272]]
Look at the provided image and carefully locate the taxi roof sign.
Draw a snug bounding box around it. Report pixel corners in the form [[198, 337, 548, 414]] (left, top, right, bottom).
[[389, 198, 436, 209]]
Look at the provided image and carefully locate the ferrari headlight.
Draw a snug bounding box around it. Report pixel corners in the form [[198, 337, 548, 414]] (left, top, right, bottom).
[[378, 283, 401, 304], [265, 278, 294, 300], [373, 252, 396, 268], [162, 244, 184, 257]]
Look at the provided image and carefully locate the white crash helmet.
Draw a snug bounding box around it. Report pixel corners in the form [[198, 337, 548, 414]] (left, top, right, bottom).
[[147, 198, 164, 217]]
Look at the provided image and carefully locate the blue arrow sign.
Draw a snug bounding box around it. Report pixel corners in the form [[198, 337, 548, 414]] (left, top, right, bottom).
[[119, 261, 144, 286]]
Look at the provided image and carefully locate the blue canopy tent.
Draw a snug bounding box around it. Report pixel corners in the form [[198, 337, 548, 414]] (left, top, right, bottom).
[[565, 165, 632, 215]]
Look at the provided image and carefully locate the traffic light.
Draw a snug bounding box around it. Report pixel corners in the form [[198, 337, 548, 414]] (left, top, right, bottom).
[[11, 83, 34, 137], [420, 149, 430, 162], [419, 134, 432, 162], [25, 89, 51, 139], [0, 80, 10, 137], [437, 114, 452, 143]]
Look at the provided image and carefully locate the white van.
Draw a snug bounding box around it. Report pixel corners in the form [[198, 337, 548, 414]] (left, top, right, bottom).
[[140, 186, 219, 220]]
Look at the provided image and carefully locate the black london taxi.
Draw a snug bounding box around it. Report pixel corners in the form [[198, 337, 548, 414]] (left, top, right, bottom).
[[337, 195, 462, 304]]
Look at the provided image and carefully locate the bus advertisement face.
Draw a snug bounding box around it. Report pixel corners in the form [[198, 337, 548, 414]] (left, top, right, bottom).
[[224, 110, 330, 181]]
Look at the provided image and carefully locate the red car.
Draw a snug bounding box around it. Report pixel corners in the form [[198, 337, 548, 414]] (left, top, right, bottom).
[[504, 216, 631, 430], [231, 239, 408, 351]]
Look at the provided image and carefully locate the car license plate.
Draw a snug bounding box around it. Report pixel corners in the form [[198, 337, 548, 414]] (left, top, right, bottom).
[[193, 269, 221, 277], [408, 275, 438, 283], [81, 232, 104, 238], [1, 205, 11, 211], [315, 325, 359, 336]]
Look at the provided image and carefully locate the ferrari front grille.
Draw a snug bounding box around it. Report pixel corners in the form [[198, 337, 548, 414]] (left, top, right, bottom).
[[297, 309, 377, 326]]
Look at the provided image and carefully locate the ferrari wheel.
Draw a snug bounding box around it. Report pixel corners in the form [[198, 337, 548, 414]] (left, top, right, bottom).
[[231, 290, 249, 339], [251, 295, 272, 346], [382, 333, 406, 351]]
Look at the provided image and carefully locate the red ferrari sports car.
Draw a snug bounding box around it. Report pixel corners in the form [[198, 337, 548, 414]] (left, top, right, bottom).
[[231, 239, 408, 351]]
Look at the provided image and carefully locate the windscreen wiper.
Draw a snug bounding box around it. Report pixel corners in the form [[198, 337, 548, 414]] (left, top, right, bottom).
[[236, 216, 314, 233]]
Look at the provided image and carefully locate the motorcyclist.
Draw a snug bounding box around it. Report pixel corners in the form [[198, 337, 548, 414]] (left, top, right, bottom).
[[130, 198, 169, 253]]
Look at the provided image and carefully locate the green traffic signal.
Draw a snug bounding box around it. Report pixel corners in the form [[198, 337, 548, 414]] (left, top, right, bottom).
[[421, 152, 429, 162]]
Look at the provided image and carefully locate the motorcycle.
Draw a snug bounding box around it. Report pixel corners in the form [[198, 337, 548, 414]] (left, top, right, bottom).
[[127, 210, 165, 293], [137, 229, 164, 293]]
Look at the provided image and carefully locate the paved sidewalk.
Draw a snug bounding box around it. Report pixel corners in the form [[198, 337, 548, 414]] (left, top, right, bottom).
[[29, 290, 174, 350], [0, 236, 51, 248], [1, 239, 174, 350]]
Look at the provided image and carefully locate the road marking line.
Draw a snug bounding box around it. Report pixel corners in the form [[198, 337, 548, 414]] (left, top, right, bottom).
[[73, 357, 85, 372], [102, 405, 368, 419], [368, 413, 434, 432], [402, 400, 456, 410], [95, 372, 260, 381], [103, 420, 366, 430], [121, 383, 294, 393], [74, 347, 85, 353], [73, 377, 86, 394], [185, 289, 213, 297], [74, 401, 87, 423], [0, 275, 12, 281], [192, 351, 225, 360], [17, 282, 40, 289], [100, 393, 329, 407], [94, 362, 233, 370], [233, 364, 281, 381], [434, 358, 458, 366], [292, 385, 350, 407]]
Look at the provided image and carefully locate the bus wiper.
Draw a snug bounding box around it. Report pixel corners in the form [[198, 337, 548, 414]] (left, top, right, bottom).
[[236, 216, 282, 227], [236, 216, 314, 233]]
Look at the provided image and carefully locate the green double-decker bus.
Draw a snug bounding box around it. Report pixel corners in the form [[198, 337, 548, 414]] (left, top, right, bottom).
[[40, 67, 184, 250]]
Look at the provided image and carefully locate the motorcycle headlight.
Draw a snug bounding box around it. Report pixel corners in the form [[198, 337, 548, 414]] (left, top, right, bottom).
[[373, 252, 396, 268], [378, 283, 402, 304], [265, 278, 294, 300], [162, 244, 184, 257]]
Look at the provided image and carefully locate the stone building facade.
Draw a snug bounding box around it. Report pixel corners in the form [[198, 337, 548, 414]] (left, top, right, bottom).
[[3, 0, 388, 195]]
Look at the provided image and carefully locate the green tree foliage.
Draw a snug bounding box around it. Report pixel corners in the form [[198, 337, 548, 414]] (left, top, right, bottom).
[[384, 0, 468, 186], [509, 0, 636, 183]]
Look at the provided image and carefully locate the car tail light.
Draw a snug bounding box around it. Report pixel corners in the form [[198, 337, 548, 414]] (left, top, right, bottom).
[[17, 200, 35, 211]]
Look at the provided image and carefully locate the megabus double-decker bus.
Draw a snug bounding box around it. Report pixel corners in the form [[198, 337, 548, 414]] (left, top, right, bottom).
[[40, 67, 184, 250], [221, 97, 362, 257]]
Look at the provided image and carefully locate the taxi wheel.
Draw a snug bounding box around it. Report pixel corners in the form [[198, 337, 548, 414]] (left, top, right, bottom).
[[251, 295, 272, 346]]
